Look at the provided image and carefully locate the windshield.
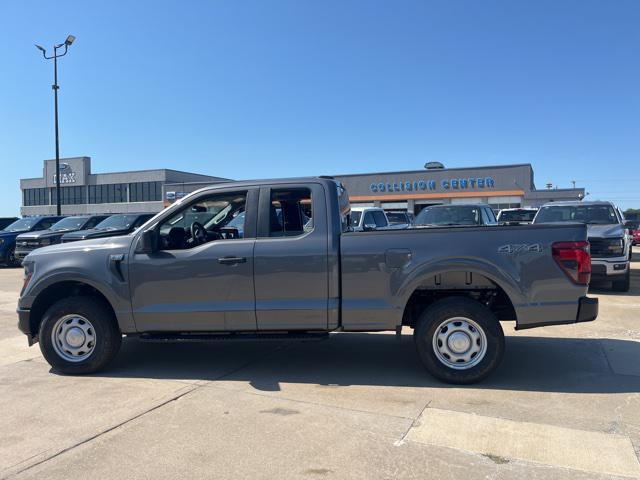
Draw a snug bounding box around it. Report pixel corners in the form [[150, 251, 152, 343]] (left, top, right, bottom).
[[50, 217, 89, 231], [3, 218, 38, 232], [415, 206, 481, 226], [498, 210, 537, 222], [95, 215, 138, 231], [534, 205, 618, 225]]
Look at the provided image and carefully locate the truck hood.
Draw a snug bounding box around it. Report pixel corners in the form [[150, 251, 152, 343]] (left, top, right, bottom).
[[16, 230, 63, 241], [586, 224, 625, 239], [62, 228, 130, 240], [24, 235, 133, 260]]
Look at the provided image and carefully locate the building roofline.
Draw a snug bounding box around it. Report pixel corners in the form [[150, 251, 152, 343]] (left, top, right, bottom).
[[332, 163, 533, 178]]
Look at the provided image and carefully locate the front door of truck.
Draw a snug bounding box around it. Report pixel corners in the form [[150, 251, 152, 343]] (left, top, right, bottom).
[[129, 188, 258, 332], [253, 184, 329, 330]]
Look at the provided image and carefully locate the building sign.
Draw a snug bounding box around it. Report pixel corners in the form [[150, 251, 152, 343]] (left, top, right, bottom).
[[52, 162, 77, 184], [370, 177, 495, 193]]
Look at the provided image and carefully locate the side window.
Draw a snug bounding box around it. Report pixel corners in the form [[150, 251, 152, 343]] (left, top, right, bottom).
[[268, 188, 313, 237], [372, 210, 388, 227], [158, 191, 248, 250], [482, 208, 497, 225]]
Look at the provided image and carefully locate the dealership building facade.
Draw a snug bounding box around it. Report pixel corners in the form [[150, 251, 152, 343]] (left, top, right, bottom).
[[20, 157, 227, 216], [20, 158, 584, 216]]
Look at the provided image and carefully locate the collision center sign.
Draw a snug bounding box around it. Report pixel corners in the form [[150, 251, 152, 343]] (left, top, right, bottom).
[[370, 177, 495, 193]]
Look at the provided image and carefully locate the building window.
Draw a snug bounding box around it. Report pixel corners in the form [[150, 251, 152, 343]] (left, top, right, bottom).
[[88, 183, 127, 204], [129, 181, 162, 202], [23, 188, 48, 206], [50, 186, 86, 205]]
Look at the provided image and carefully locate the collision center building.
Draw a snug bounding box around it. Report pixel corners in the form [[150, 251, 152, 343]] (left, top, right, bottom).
[[333, 163, 584, 214], [20, 158, 584, 217]]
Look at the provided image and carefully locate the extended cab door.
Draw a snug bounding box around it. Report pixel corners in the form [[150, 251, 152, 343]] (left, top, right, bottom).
[[128, 187, 258, 332], [253, 184, 329, 330]]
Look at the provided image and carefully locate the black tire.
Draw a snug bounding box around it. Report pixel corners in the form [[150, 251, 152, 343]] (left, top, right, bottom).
[[414, 297, 505, 384], [612, 268, 631, 292], [39, 296, 122, 374], [6, 246, 21, 268]]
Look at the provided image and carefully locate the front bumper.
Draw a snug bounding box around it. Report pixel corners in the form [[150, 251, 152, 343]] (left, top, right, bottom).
[[14, 246, 36, 260], [591, 257, 629, 279], [17, 308, 36, 345]]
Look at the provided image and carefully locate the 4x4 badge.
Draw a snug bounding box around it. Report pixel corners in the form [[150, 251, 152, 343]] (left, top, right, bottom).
[[498, 243, 543, 254]]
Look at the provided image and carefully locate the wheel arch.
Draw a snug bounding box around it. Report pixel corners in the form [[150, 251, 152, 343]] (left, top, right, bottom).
[[29, 280, 119, 338], [398, 263, 519, 328]]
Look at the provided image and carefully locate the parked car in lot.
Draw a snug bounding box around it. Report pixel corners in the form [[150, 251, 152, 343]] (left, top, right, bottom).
[[414, 204, 498, 227], [15, 215, 109, 262], [60, 213, 154, 243], [18, 177, 598, 384], [0, 217, 19, 230], [349, 207, 390, 231], [497, 208, 538, 224], [533, 201, 632, 291], [385, 210, 414, 226], [628, 221, 640, 246], [0, 216, 65, 267]]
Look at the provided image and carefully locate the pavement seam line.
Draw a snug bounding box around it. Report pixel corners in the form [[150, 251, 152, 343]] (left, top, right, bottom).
[[394, 399, 431, 446]]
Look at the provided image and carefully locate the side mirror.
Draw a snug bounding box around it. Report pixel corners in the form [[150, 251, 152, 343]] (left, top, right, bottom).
[[624, 220, 634, 229], [135, 229, 157, 254], [363, 223, 377, 232]]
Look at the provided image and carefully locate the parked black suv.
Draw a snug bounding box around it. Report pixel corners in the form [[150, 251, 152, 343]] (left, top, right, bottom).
[[61, 213, 154, 243], [15, 215, 109, 262]]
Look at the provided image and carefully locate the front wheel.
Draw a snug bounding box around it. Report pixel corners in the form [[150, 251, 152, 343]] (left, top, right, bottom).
[[39, 297, 122, 374], [414, 297, 505, 384], [6, 246, 21, 268]]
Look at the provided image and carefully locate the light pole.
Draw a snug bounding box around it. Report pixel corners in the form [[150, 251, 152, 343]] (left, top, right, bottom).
[[35, 35, 76, 215]]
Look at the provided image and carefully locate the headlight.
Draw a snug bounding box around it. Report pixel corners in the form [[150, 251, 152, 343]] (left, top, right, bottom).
[[21, 262, 35, 295], [0, 238, 4, 246], [39, 237, 51, 246], [606, 238, 624, 255]]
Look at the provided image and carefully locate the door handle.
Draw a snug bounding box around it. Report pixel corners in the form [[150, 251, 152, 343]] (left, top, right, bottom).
[[218, 256, 247, 265]]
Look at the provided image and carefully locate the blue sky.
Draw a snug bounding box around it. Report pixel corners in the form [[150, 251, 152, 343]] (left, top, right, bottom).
[[1, 0, 639, 216]]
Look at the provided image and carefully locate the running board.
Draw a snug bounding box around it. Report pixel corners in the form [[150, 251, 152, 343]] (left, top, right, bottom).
[[136, 332, 330, 343]]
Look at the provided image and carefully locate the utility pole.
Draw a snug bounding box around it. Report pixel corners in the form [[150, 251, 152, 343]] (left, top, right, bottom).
[[35, 35, 76, 215]]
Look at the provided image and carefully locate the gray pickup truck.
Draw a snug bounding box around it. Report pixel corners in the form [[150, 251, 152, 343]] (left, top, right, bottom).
[[17, 177, 598, 384]]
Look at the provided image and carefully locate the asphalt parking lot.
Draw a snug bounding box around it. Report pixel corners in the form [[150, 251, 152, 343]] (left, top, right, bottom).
[[1, 249, 640, 479]]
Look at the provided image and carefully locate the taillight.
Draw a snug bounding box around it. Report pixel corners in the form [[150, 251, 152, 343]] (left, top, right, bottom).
[[552, 241, 591, 285]]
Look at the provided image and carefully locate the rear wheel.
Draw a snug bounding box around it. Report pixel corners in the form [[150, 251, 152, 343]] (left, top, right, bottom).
[[612, 268, 631, 292], [414, 297, 505, 384], [39, 297, 122, 374]]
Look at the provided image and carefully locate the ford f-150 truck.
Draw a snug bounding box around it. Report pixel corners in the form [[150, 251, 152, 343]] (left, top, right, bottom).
[[17, 178, 598, 384]]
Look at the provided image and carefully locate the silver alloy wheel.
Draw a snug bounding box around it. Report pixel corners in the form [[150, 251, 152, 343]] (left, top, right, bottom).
[[51, 314, 97, 362], [432, 316, 487, 370]]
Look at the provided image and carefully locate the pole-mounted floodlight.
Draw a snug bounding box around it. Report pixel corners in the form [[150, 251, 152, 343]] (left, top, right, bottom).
[[34, 35, 76, 216]]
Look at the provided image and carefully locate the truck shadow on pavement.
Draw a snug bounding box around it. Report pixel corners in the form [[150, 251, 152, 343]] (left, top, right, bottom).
[[82, 332, 640, 394]]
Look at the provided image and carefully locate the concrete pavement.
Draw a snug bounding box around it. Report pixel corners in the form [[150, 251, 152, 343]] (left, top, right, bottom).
[[1, 248, 640, 479]]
